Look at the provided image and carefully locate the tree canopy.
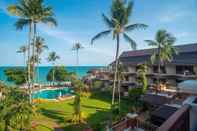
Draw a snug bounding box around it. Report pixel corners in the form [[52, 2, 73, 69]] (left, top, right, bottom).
[[4, 68, 27, 85], [47, 66, 70, 83]]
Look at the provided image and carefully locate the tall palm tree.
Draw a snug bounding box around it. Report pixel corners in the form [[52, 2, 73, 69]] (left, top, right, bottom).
[[30, 0, 57, 84], [72, 43, 84, 72], [17, 45, 28, 83], [8, 0, 57, 91], [47, 52, 60, 85], [145, 29, 177, 92], [17, 45, 28, 68], [91, 0, 147, 105], [8, 0, 34, 103], [117, 62, 125, 112], [35, 36, 48, 83]]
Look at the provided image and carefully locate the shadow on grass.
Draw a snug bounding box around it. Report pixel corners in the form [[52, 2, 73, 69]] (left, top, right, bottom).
[[39, 108, 65, 124], [35, 124, 54, 131], [89, 91, 112, 103]]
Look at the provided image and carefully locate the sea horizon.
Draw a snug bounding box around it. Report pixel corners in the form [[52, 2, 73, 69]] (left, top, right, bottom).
[[0, 66, 105, 85]]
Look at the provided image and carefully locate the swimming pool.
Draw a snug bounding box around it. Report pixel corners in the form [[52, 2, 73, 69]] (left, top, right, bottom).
[[32, 87, 73, 99]]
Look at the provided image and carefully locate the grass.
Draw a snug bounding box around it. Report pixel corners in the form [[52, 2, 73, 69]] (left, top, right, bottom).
[[34, 92, 132, 131]]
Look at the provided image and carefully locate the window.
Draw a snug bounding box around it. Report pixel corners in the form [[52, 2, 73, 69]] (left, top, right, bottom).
[[176, 66, 195, 75]]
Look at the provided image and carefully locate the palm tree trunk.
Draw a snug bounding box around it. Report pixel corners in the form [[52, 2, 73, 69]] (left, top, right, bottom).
[[24, 53, 27, 83], [118, 78, 121, 113], [112, 34, 120, 105], [28, 21, 33, 104], [32, 22, 37, 86], [157, 45, 161, 93], [52, 63, 55, 86]]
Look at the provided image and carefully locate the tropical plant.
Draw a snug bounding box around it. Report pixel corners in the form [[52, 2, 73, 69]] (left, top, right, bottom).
[[0, 87, 34, 131], [47, 66, 69, 84], [8, 0, 57, 102], [47, 52, 60, 85], [35, 36, 48, 83], [29, 0, 57, 84], [71, 93, 86, 124], [137, 64, 148, 93], [72, 42, 84, 72], [128, 88, 143, 113], [4, 68, 27, 85], [145, 29, 177, 91], [8, 0, 34, 103], [17, 45, 28, 68], [91, 0, 147, 105]]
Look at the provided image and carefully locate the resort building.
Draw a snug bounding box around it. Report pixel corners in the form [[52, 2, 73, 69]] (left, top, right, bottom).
[[113, 43, 197, 87]]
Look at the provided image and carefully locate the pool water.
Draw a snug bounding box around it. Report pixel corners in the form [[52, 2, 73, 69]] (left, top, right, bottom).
[[32, 87, 73, 99]]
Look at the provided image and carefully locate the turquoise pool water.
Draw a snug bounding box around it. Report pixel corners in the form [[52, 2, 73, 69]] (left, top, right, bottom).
[[32, 87, 73, 99]]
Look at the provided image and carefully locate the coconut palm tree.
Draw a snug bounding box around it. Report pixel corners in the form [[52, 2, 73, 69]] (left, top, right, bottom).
[[35, 36, 48, 83], [30, 0, 57, 84], [17, 45, 28, 83], [91, 0, 147, 105], [72, 43, 84, 72], [145, 29, 177, 92], [47, 52, 60, 85], [117, 62, 125, 112], [8, 0, 57, 94], [17, 45, 28, 68], [8, 0, 34, 103]]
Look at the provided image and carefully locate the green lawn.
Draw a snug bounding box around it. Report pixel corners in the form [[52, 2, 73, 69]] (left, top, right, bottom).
[[34, 92, 128, 131]]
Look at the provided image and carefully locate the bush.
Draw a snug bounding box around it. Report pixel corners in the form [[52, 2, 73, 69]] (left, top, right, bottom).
[[128, 88, 143, 113], [4, 68, 27, 85], [93, 80, 103, 89]]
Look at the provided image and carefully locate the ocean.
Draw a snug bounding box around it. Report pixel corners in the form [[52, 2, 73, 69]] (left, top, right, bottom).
[[0, 66, 104, 84]]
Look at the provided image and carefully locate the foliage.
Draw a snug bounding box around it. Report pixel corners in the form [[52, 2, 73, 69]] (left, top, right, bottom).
[[137, 64, 148, 93], [145, 30, 177, 65], [92, 80, 103, 89], [47, 66, 69, 83], [0, 87, 34, 131], [91, 0, 147, 105], [128, 88, 143, 112], [72, 94, 86, 124], [47, 52, 60, 64], [4, 68, 27, 85]]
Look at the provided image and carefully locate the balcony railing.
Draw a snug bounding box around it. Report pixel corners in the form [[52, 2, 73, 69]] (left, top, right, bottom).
[[157, 104, 190, 131]]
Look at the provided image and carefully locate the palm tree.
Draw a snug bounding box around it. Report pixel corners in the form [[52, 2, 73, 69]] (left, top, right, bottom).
[[145, 29, 177, 92], [47, 52, 60, 85], [72, 43, 84, 72], [8, 0, 34, 103], [8, 0, 57, 92], [17, 45, 28, 68], [117, 62, 125, 112], [35, 36, 48, 83], [17, 45, 28, 83], [30, 0, 57, 84], [137, 64, 148, 93], [91, 0, 147, 105]]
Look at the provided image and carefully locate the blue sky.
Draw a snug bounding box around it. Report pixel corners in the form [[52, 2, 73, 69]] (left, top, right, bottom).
[[0, 0, 197, 66]]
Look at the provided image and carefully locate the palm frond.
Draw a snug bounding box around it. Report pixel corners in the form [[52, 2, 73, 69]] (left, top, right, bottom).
[[41, 17, 57, 27], [91, 30, 111, 45], [145, 40, 158, 47], [123, 33, 136, 50], [102, 14, 114, 28], [126, 1, 133, 18], [15, 18, 30, 30], [125, 23, 148, 32]]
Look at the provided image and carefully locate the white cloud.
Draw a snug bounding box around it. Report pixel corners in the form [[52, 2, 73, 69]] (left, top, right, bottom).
[[39, 25, 114, 58], [159, 11, 190, 23]]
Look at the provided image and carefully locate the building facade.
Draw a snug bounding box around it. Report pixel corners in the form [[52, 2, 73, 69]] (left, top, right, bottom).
[[115, 43, 197, 87]]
